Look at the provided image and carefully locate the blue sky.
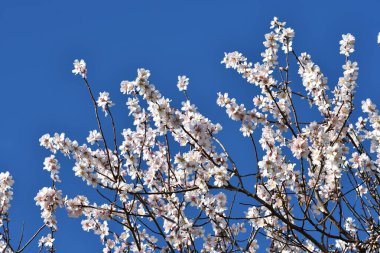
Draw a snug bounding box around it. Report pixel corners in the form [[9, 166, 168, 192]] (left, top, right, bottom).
[[1, 0, 380, 252]]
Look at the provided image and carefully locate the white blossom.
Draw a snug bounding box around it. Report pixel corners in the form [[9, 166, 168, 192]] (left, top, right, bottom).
[[177, 75, 189, 91], [339, 33, 355, 56], [97, 92, 114, 115], [72, 59, 87, 78]]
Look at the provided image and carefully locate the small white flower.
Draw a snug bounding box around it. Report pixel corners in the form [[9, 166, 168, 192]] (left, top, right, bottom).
[[344, 217, 357, 233], [339, 33, 355, 56], [177, 75, 189, 91], [97, 92, 114, 115], [357, 185, 368, 196], [38, 234, 55, 248], [72, 59, 87, 78], [120, 80, 135, 94], [87, 130, 102, 145], [335, 239, 347, 250], [289, 136, 309, 159], [221, 51, 247, 69]]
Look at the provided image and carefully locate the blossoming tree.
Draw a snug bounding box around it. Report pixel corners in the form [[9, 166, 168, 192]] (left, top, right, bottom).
[[1, 17, 380, 252]]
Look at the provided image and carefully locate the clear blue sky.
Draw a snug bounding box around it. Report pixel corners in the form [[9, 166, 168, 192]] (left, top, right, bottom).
[[1, 0, 380, 252]]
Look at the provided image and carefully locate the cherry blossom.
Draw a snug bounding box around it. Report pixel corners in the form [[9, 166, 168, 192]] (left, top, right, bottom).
[[176, 75, 189, 91], [72, 59, 87, 78], [340, 33, 355, 56], [4, 16, 380, 253], [97, 92, 114, 115]]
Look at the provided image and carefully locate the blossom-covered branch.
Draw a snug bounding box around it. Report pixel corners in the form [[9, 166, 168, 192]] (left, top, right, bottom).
[[2, 17, 380, 253]]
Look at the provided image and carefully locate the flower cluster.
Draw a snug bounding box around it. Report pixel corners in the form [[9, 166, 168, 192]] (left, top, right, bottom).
[[0, 171, 14, 252], [43, 155, 61, 182], [339, 33, 355, 57], [34, 187, 64, 229], [0, 172, 13, 218], [26, 17, 380, 253], [218, 17, 380, 252]]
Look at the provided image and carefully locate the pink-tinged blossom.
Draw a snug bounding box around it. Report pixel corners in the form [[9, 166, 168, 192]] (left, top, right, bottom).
[[72, 59, 87, 78], [289, 135, 309, 159], [97, 92, 114, 115], [362, 98, 377, 114], [240, 122, 255, 137], [270, 17, 286, 29], [23, 17, 380, 252], [0, 171, 14, 216], [177, 75, 189, 91], [43, 155, 61, 182], [120, 80, 135, 94], [221, 51, 247, 69], [279, 27, 295, 52], [38, 234, 55, 248], [65, 195, 89, 217], [87, 130, 102, 145], [34, 187, 64, 229], [339, 33, 355, 56]]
